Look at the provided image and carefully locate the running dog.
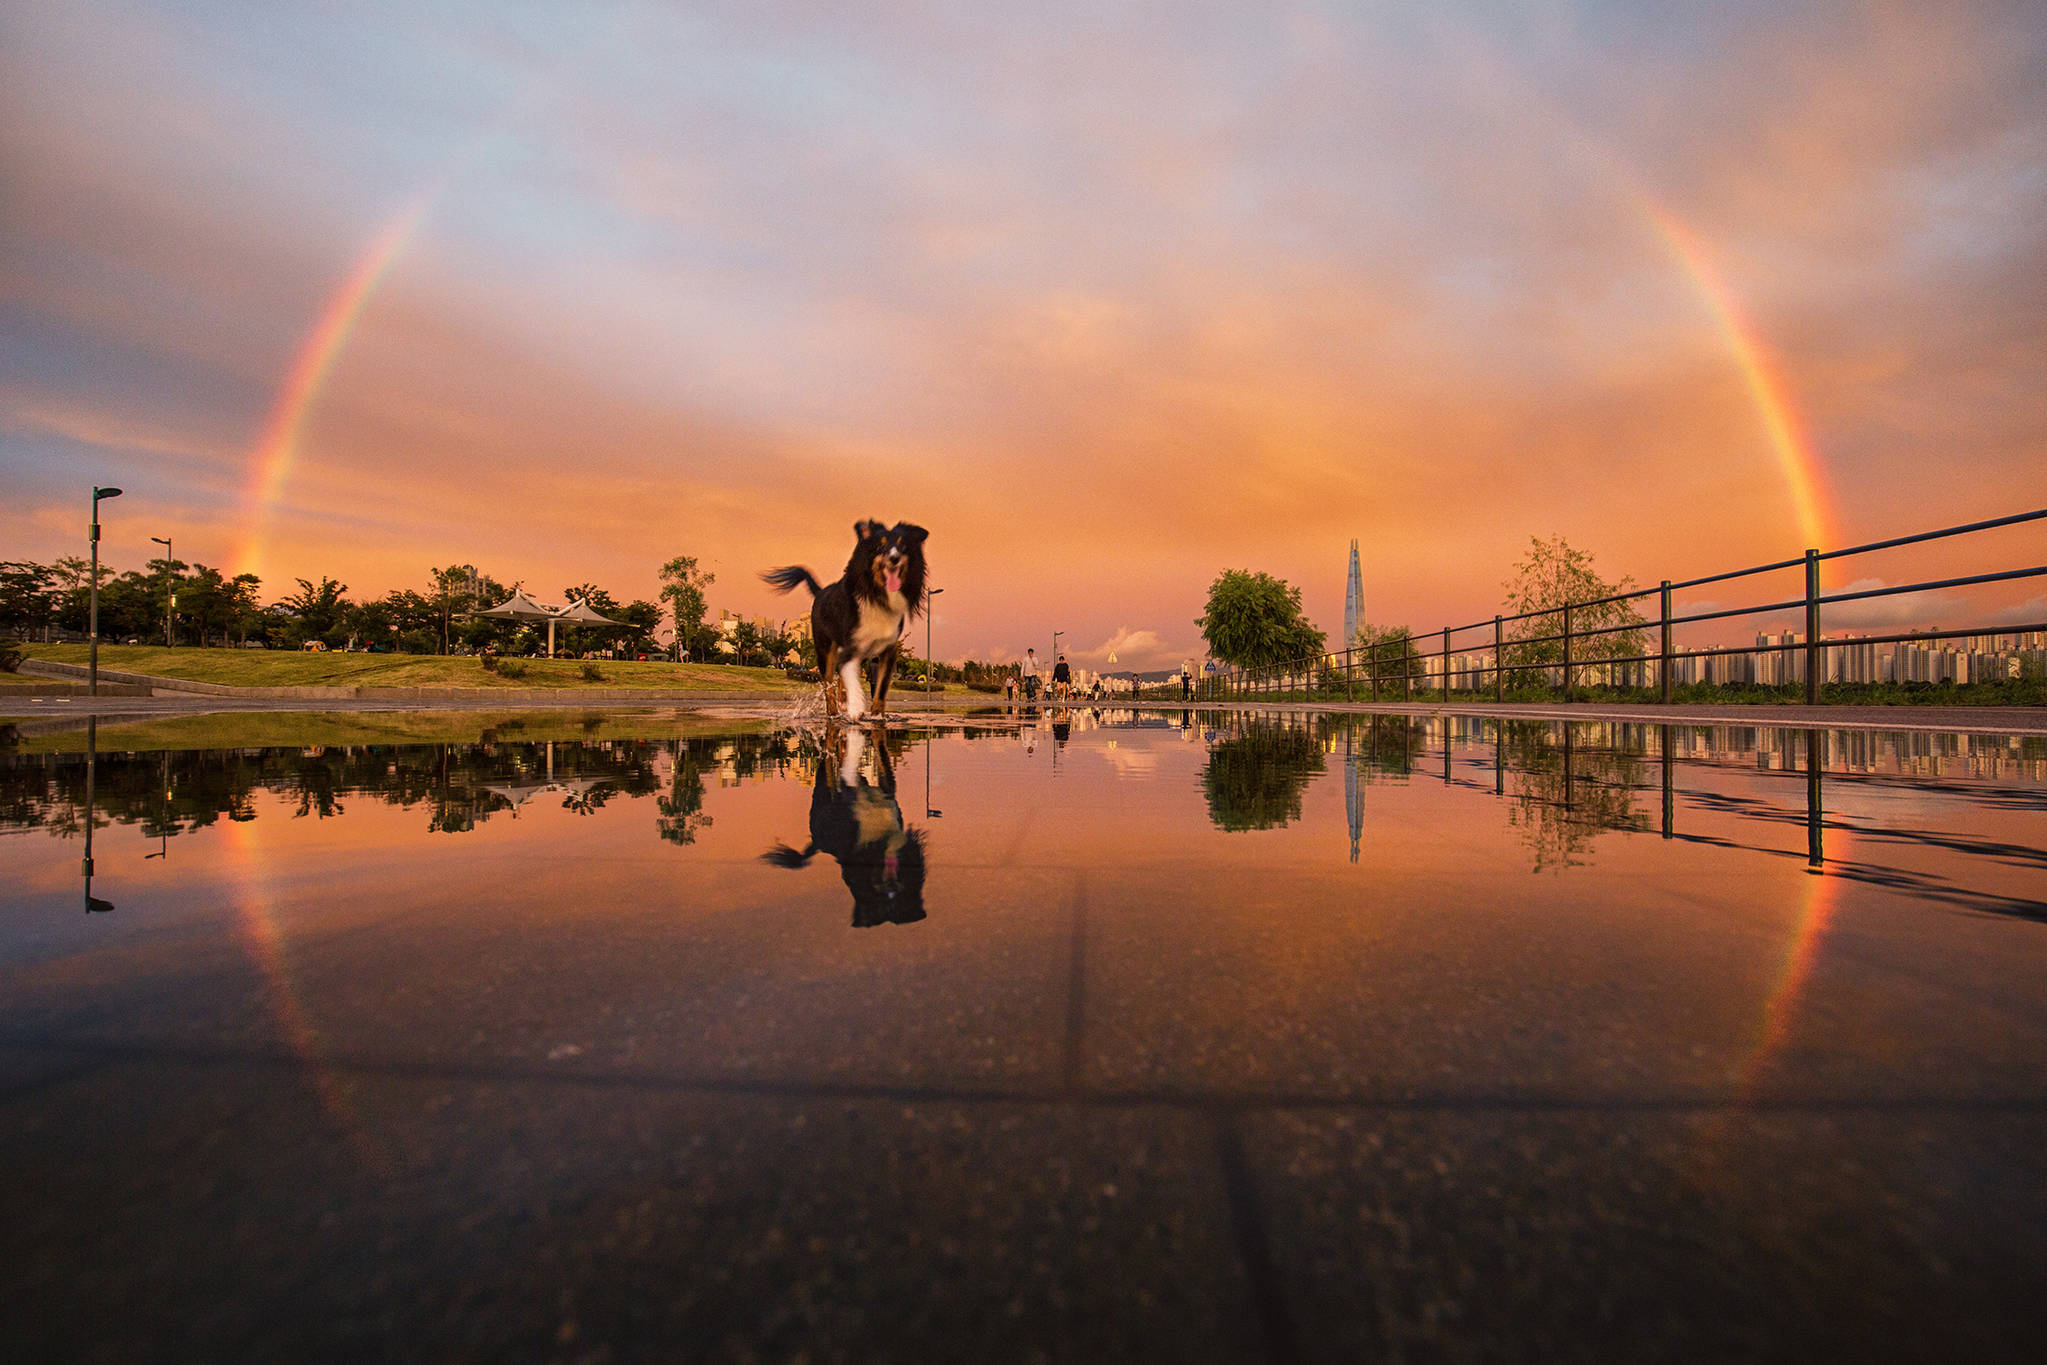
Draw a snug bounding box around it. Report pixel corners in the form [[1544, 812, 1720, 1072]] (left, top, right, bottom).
[[762, 727, 926, 927], [762, 519, 929, 720]]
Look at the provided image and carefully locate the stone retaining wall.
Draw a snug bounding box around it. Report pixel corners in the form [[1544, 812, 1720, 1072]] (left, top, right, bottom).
[[13, 663, 155, 697]]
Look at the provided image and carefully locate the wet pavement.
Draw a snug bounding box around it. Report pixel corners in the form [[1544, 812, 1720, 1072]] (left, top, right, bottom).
[[3, 707, 2044, 1362]]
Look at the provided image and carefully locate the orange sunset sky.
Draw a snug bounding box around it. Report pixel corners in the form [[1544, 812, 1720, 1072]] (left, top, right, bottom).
[[4, 1, 2043, 668]]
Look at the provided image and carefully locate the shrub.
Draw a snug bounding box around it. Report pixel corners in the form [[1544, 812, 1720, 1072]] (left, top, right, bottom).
[[480, 653, 500, 673], [0, 639, 22, 673], [495, 659, 527, 679], [580, 662, 605, 682]]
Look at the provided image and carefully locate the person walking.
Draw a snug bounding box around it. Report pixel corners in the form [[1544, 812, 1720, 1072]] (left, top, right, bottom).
[[1182, 656, 1194, 700], [1052, 654, 1071, 701], [1022, 647, 1040, 702]]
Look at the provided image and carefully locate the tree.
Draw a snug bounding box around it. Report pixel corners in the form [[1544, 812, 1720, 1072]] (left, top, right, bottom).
[[442, 568, 510, 653], [49, 556, 95, 633], [98, 568, 159, 641], [280, 576, 351, 645], [658, 556, 714, 660], [176, 564, 231, 645], [730, 617, 765, 666], [224, 574, 264, 645], [1196, 569, 1326, 670], [611, 600, 662, 654], [559, 582, 622, 655], [1501, 536, 1645, 691], [560, 583, 618, 614], [427, 565, 492, 654], [759, 621, 800, 668], [1352, 623, 1423, 689], [0, 562, 58, 640], [142, 553, 188, 645]]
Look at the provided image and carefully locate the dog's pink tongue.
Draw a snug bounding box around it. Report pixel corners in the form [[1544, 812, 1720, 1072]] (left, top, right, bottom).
[[885, 566, 903, 593]]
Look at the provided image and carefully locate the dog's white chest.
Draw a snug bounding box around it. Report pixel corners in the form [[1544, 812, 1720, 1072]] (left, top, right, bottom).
[[852, 787, 903, 846], [850, 593, 907, 659]]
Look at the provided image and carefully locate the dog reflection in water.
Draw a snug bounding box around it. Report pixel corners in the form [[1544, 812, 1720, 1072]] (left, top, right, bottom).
[[763, 727, 926, 927]]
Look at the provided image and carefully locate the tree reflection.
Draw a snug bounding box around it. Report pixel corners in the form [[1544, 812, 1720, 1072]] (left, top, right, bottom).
[[1498, 722, 1649, 872], [0, 733, 688, 841], [1201, 715, 1329, 831], [1340, 715, 1429, 782], [656, 739, 713, 846]]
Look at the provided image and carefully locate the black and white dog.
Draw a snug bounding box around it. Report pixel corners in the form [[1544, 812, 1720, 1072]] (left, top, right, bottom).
[[761, 726, 926, 927], [763, 519, 929, 721]]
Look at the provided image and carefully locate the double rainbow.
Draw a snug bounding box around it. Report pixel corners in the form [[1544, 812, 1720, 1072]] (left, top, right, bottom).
[[229, 197, 1837, 578]]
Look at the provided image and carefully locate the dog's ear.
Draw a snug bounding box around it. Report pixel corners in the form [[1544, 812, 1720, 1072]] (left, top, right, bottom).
[[894, 522, 929, 544], [853, 519, 882, 542]]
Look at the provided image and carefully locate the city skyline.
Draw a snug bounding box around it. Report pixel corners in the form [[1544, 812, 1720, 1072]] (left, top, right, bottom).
[[5, 2, 2044, 669]]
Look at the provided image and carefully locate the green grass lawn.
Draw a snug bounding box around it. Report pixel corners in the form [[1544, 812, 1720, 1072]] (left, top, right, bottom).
[[9, 707, 775, 754], [23, 643, 803, 692]]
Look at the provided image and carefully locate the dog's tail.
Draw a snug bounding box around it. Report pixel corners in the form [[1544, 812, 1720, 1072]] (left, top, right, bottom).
[[761, 566, 822, 596], [761, 842, 817, 869]]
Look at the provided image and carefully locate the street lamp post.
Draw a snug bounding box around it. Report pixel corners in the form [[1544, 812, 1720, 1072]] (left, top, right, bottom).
[[150, 535, 173, 648], [925, 587, 944, 697], [89, 485, 123, 696]]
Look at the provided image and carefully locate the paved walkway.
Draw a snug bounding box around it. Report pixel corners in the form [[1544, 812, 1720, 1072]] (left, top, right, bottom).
[[1166, 698, 2047, 734], [6, 662, 2043, 734]]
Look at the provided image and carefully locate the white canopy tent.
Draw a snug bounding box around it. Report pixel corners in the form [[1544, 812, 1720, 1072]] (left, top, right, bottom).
[[473, 591, 621, 658]]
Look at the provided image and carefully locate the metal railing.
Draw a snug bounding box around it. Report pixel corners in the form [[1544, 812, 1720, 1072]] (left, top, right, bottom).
[[1195, 508, 2047, 706]]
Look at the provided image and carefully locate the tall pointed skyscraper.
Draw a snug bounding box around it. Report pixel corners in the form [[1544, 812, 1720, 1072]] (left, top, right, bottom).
[[1344, 540, 1363, 649]]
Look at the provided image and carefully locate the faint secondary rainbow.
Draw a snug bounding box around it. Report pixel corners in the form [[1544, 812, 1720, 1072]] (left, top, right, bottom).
[[1647, 207, 1834, 552], [232, 195, 434, 581]]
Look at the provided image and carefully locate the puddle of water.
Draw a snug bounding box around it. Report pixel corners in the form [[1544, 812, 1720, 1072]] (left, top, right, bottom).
[[3, 707, 2042, 1096]]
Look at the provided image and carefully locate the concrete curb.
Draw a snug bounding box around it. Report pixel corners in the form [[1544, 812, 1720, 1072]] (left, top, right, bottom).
[[14, 663, 155, 697]]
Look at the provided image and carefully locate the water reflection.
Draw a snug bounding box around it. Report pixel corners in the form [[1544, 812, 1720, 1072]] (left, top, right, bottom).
[[6, 711, 2043, 924], [1201, 714, 1328, 831], [763, 727, 927, 927], [1495, 721, 1652, 872], [82, 717, 112, 913], [3, 728, 806, 839]]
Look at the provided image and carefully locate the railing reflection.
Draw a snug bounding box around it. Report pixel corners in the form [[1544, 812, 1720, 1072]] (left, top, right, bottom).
[[11, 711, 2044, 923], [1310, 712, 2040, 917]]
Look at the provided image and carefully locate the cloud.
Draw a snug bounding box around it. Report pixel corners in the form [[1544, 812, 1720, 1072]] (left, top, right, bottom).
[[1987, 595, 2047, 629], [1676, 575, 2045, 639], [10, 403, 229, 468], [1078, 626, 1191, 671], [2, 0, 2042, 660], [1824, 576, 1970, 631]]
